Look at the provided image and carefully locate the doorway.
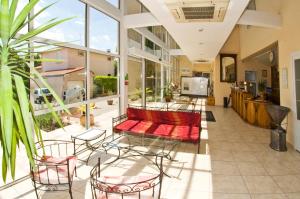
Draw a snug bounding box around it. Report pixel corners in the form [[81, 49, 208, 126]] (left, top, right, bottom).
[[292, 52, 300, 151]]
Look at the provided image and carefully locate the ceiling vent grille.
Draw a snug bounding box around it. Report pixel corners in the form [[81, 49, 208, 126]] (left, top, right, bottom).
[[182, 6, 215, 20], [165, 0, 229, 23]]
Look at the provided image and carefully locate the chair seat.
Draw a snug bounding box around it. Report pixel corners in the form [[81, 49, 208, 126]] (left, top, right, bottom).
[[33, 155, 77, 184]]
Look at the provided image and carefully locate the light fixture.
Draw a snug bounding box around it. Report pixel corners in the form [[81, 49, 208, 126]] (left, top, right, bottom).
[[199, 42, 204, 45], [198, 28, 204, 32]]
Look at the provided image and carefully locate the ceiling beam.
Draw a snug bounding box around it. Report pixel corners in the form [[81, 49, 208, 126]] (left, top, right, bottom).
[[124, 13, 161, 29], [237, 10, 282, 29]]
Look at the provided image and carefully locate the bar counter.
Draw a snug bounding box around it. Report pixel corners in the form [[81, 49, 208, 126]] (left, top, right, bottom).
[[231, 88, 272, 129]]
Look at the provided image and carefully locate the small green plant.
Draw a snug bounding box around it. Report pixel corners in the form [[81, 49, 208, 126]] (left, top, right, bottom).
[[35, 113, 63, 132], [258, 80, 266, 93]]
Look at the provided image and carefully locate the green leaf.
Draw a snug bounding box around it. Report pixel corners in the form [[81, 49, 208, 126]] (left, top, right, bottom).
[[2, 150, 7, 182], [12, 100, 35, 167], [9, 0, 40, 37], [0, 52, 14, 157], [14, 17, 75, 45], [13, 75, 35, 157], [9, 0, 19, 25], [0, 0, 10, 45], [10, 125, 17, 179]]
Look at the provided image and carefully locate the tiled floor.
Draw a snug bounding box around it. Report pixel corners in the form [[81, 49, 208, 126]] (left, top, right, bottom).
[[1, 100, 300, 199]]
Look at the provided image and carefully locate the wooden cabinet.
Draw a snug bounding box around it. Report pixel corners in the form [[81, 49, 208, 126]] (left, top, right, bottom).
[[207, 96, 215, 106], [231, 89, 272, 129]]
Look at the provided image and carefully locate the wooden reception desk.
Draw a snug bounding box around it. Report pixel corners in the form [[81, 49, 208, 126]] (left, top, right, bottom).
[[231, 88, 272, 129]]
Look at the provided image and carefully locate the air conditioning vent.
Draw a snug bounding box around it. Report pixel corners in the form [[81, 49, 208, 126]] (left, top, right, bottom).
[[182, 6, 215, 20], [165, 0, 229, 23], [195, 59, 209, 63]]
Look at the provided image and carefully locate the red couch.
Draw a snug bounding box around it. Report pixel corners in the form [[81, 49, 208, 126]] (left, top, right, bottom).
[[112, 107, 201, 153]]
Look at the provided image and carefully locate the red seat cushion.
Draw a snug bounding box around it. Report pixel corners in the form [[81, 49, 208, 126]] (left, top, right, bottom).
[[32, 155, 77, 184], [96, 175, 157, 199], [171, 126, 200, 143], [114, 120, 140, 133]]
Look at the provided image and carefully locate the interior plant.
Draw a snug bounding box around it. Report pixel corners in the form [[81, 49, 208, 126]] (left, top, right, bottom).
[[80, 103, 95, 126], [163, 84, 173, 102], [258, 80, 267, 100], [0, 0, 71, 182]]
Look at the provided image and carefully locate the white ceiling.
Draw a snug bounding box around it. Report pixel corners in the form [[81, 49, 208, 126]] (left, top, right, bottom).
[[139, 0, 250, 62]]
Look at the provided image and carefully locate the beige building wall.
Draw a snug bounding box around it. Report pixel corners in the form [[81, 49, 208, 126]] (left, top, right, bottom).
[[42, 48, 85, 71], [90, 52, 115, 76], [213, 26, 241, 106], [239, 0, 300, 146]]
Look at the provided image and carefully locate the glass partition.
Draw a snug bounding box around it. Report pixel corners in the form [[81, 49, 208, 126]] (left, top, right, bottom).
[[34, 0, 85, 46], [145, 60, 161, 104], [128, 57, 143, 106], [90, 7, 119, 54]]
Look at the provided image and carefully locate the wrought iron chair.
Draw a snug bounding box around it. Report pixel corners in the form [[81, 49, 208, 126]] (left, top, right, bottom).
[[30, 140, 77, 199], [90, 156, 163, 199]]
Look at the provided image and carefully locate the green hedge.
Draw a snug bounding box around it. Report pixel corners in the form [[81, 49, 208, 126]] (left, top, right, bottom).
[[94, 76, 117, 94]]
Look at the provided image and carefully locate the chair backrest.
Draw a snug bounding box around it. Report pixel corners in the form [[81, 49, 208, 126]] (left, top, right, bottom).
[[90, 156, 164, 199], [30, 140, 75, 186]]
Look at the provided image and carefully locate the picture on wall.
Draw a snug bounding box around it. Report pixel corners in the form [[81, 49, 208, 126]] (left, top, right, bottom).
[[262, 69, 267, 77]]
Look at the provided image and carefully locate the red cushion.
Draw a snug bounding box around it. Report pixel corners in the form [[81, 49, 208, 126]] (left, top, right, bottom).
[[152, 124, 174, 137], [171, 126, 200, 143], [130, 121, 158, 134], [114, 120, 140, 133], [160, 111, 200, 126], [127, 108, 161, 123]]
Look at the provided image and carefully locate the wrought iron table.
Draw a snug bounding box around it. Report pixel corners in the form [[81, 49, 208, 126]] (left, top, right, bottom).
[[71, 128, 107, 164], [102, 134, 179, 177]]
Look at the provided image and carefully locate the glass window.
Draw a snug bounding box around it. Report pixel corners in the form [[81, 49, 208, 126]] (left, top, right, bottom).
[[91, 52, 119, 99], [125, 0, 141, 14], [128, 57, 143, 106], [30, 44, 86, 110], [106, 0, 119, 8], [90, 8, 119, 54], [128, 29, 142, 49], [34, 0, 85, 46], [145, 60, 161, 104]]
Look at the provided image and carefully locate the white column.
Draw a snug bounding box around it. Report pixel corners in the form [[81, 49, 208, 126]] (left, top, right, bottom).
[[119, 0, 128, 114]]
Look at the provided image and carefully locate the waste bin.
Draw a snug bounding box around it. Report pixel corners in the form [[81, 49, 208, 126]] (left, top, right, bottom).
[[223, 97, 228, 108], [266, 104, 290, 152], [270, 127, 287, 151]]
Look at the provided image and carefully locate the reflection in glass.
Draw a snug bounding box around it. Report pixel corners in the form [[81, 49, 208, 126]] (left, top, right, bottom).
[[30, 44, 86, 110], [90, 8, 119, 54], [220, 54, 237, 82], [128, 58, 142, 106], [91, 53, 119, 99], [145, 60, 161, 104], [34, 0, 85, 46]]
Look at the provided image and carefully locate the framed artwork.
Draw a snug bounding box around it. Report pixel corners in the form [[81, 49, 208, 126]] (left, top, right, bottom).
[[262, 70, 267, 77]]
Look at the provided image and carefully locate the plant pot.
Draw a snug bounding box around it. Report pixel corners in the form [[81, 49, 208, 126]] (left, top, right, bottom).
[[165, 96, 172, 103], [107, 99, 113, 105], [125, 80, 129, 85], [80, 114, 94, 126]]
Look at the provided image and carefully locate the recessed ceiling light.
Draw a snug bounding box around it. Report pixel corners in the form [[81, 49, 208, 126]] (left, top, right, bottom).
[[198, 28, 204, 32]]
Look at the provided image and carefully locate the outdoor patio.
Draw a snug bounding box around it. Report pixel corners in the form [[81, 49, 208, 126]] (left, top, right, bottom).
[[1, 99, 300, 199]]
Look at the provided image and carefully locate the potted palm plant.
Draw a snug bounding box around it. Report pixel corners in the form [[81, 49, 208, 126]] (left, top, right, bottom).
[[258, 80, 266, 100], [0, 0, 72, 182]]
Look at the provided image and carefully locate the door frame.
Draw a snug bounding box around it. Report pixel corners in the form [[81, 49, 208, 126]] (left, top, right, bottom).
[[291, 51, 300, 151]]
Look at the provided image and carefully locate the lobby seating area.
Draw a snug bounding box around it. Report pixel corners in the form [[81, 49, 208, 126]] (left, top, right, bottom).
[[2, 0, 300, 198], [1, 100, 300, 199]]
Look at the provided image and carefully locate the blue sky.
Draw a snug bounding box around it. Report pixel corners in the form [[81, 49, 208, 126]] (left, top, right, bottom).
[[31, 0, 118, 53]]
